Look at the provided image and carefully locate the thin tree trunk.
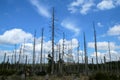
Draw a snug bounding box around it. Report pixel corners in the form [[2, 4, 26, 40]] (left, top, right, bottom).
[[40, 28, 44, 71], [108, 41, 112, 72], [33, 30, 36, 73], [93, 22, 99, 70], [83, 33, 88, 75], [51, 8, 55, 74]]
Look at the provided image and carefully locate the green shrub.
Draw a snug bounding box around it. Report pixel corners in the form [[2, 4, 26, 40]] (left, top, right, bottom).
[[0, 69, 16, 76], [89, 72, 120, 80]]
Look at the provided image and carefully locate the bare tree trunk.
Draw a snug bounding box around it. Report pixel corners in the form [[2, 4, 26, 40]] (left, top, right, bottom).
[[92, 58, 94, 72], [51, 8, 55, 74], [2, 53, 6, 69], [40, 28, 44, 71], [14, 44, 17, 64], [83, 33, 88, 75], [104, 56, 106, 72], [7, 56, 9, 70], [108, 41, 112, 72], [3, 53, 6, 63], [93, 22, 99, 70], [77, 42, 80, 64], [33, 30, 36, 73], [77, 42, 80, 73], [61, 32, 65, 74]]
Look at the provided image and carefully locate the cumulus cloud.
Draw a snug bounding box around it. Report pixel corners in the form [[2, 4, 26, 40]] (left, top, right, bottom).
[[61, 19, 80, 37], [0, 28, 33, 44], [68, 0, 120, 14], [70, 0, 84, 7], [90, 50, 120, 63], [97, 0, 115, 10], [68, 0, 94, 15], [88, 41, 119, 50], [80, 1, 94, 14], [30, 0, 50, 18], [107, 24, 120, 36], [0, 28, 80, 63]]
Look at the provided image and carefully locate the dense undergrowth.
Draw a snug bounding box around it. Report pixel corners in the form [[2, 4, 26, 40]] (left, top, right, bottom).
[[89, 72, 120, 80]]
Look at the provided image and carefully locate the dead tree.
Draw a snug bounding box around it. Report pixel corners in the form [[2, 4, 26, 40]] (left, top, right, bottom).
[[2, 53, 6, 69], [14, 44, 17, 64], [92, 58, 94, 71], [6, 56, 9, 70], [11, 55, 13, 64], [58, 44, 62, 75], [51, 8, 55, 74], [40, 28, 44, 71], [62, 32, 65, 60], [77, 42, 80, 72], [25, 55, 27, 65], [108, 41, 112, 72], [60, 32, 65, 74], [83, 33, 88, 75], [93, 22, 99, 70], [104, 56, 106, 72], [33, 30, 36, 73], [3, 53, 6, 64], [77, 42, 80, 64]]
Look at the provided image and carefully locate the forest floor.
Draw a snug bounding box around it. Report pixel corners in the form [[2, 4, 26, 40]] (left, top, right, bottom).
[[0, 74, 89, 80]]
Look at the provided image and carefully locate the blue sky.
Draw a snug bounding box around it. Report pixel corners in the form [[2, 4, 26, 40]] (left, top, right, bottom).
[[0, 0, 120, 63]]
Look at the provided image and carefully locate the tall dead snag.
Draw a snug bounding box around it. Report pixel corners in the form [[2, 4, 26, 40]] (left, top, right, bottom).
[[51, 8, 55, 74], [77, 42, 80, 72], [25, 55, 27, 65], [2, 53, 6, 69], [6, 56, 9, 70], [108, 41, 112, 72], [3, 53, 6, 63], [93, 22, 98, 70], [100, 58, 103, 71], [60, 32, 65, 74], [18, 45, 22, 69], [92, 58, 94, 71], [77, 42, 80, 64], [11, 55, 13, 64], [33, 30, 36, 73], [116, 56, 119, 73], [62, 32, 65, 61], [40, 28, 44, 71], [14, 44, 17, 64], [104, 56, 106, 72], [58, 44, 62, 75], [83, 33, 88, 75]]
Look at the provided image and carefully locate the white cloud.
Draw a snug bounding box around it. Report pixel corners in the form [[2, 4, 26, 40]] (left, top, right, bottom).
[[107, 24, 120, 36], [70, 0, 84, 7], [80, 1, 94, 14], [88, 41, 119, 50], [97, 22, 103, 27], [0, 28, 33, 44], [61, 19, 80, 37], [0, 35, 80, 63], [97, 0, 115, 10], [68, 0, 120, 14], [68, 0, 94, 15], [30, 0, 50, 18], [90, 50, 120, 63], [116, 0, 120, 5]]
